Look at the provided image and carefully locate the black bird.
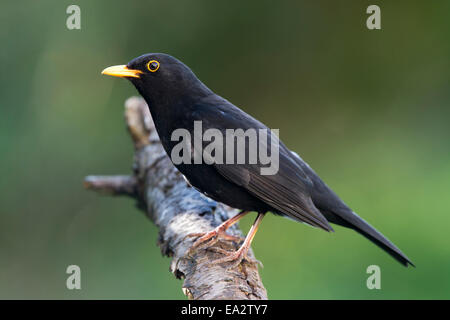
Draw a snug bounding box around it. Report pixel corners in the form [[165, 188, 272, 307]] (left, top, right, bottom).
[[102, 53, 413, 267]]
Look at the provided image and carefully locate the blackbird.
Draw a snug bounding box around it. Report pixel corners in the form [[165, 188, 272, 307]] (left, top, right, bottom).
[[102, 53, 413, 268]]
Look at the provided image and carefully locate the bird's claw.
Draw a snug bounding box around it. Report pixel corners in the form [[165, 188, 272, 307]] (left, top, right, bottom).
[[208, 247, 263, 269], [185, 228, 243, 255]]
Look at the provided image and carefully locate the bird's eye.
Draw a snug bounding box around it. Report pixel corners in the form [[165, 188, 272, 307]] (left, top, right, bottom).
[[147, 60, 160, 72]]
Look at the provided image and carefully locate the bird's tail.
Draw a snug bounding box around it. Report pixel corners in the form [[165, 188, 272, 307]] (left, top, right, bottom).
[[333, 209, 414, 267]]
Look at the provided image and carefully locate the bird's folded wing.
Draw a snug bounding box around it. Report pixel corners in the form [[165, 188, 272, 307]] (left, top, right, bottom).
[[193, 98, 332, 231], [214, 148, 333, 232]]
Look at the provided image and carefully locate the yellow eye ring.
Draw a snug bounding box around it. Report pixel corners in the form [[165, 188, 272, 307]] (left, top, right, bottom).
[[147, 60, 160, 72]]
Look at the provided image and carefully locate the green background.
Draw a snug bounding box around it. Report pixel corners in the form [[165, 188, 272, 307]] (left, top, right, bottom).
[[1, 1, 449, 299]]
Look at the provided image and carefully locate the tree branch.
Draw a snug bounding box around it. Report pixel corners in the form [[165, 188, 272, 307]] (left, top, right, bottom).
[[84, 96, 267, 300], [84, 175, 137, 197]]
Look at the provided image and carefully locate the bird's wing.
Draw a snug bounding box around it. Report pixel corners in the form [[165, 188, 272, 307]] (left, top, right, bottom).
[[213, 141, 333, 232], [192, 97, 333, 231]]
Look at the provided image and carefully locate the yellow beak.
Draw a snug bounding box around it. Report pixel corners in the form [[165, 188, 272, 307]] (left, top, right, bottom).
[[101, 65, 143, 78]]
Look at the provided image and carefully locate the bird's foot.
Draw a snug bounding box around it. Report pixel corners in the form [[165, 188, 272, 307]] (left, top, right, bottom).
[[208, 246, 263, 269], [185, 227, 244, 254]]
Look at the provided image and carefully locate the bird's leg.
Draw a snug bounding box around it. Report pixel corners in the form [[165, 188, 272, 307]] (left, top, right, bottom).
[[211, 212, 265, 268], [186, 210, 250, 253]]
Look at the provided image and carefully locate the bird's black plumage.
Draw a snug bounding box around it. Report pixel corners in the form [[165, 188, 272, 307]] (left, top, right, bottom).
[[102, 53, 413, 267]]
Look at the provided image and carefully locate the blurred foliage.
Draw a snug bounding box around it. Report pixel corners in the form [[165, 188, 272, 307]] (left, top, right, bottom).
[[0, 0, 449, 299]]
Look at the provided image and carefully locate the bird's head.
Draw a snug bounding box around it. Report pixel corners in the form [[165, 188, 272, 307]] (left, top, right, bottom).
[[102, 53, 211, 105]]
